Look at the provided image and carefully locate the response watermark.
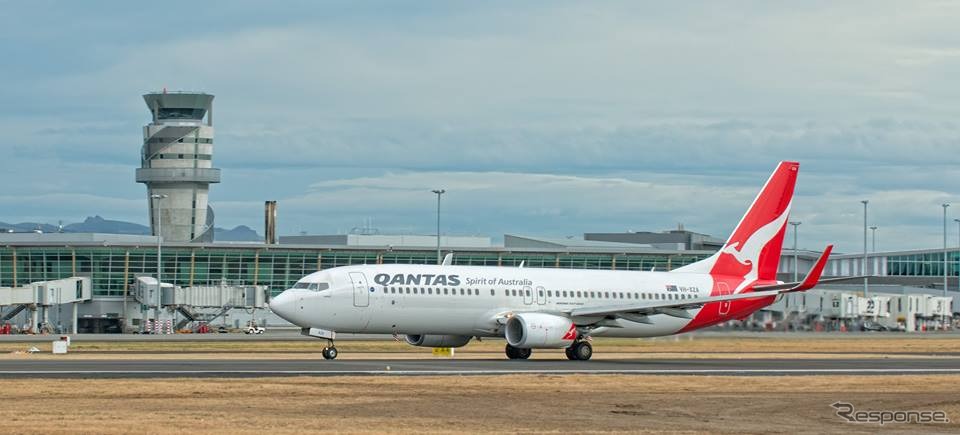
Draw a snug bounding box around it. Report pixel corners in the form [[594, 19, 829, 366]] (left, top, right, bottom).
[[831, 402, 950, 425]]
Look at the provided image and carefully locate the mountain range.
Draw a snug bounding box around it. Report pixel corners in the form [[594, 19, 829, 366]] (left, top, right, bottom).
[[0, 216, 263, 242]]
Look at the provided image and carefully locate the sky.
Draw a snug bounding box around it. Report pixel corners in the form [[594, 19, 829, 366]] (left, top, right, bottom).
[[1, 1, 959, 253]]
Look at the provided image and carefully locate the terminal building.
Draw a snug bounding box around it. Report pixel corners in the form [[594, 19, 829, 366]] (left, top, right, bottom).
[[0, 230, 957, 333]]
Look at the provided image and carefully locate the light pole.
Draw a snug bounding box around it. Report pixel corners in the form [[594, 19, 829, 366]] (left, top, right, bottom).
[[943, 204, 950, 298], [861, 200, 869, 298], [954, 218, 960, 294], [869, 226, 878, 252], [151, 193, 167, 328], [789, 221, 802, 283], [431, 189, 445, 265], [788, 221, 801, 320]]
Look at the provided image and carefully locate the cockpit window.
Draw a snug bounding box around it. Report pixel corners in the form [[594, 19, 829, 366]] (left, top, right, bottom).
[[294, 281, 329, 291]]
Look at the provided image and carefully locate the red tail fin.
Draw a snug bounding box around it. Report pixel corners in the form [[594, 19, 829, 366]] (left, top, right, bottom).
[[675, 161, 798, 285]]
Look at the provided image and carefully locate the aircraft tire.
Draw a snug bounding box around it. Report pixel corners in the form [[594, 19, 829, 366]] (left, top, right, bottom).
[[505, 344, 531, 360], [517, 348, 532, 359], [565, 346, 578, 360], [573, 341, 592, 361], [322, 347, 338, 360]]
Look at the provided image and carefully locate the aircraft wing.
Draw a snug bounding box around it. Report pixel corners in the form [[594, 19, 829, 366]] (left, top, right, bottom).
[[569, 245, 833, 320]]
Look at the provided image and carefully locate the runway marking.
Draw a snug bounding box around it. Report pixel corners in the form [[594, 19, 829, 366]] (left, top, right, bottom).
[[1, 368, 960, 377]]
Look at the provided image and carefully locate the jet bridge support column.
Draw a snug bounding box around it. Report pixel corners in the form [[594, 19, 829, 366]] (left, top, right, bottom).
[[72, 303, 78, 334], [30, 307, 38, 334]]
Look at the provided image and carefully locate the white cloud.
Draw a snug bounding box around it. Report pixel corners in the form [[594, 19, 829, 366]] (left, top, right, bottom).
[[2, 2, 960, 254]]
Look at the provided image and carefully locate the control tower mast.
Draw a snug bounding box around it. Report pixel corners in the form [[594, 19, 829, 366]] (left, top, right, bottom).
[[136, 92, 221, 242]]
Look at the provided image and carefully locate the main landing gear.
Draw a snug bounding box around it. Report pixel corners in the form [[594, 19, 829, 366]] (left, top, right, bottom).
[[505, 344, 532, 360], [321, 339, 338, 360], [565, 340, 592, 361]]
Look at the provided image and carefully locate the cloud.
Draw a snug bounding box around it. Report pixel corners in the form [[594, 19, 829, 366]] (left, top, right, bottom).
[[2, 2, 959, 254]]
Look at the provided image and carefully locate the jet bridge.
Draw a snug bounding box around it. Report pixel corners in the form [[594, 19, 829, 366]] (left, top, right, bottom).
[[132, 277, 269, 330], [0, 277, 92, 334]]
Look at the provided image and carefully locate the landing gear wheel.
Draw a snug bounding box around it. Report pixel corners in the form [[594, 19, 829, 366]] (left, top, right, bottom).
[[322, 346, 338, 360], [572, 341, 592, 361], [565, 345, 577, 360], [505, 344, 532, 360]]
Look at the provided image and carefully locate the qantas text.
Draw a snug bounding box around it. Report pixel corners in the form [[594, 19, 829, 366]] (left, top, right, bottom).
[[374, 273, 461, 287]]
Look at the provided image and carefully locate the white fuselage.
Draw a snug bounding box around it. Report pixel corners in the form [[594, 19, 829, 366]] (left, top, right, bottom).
[[270, 263, 727, 338]]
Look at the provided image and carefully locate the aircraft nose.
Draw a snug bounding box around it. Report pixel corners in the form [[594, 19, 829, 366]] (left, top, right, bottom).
[[269, 290, 296, 322]]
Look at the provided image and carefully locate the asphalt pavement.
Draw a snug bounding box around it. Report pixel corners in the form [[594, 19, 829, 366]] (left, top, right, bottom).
[[0, 357, 957, 378]]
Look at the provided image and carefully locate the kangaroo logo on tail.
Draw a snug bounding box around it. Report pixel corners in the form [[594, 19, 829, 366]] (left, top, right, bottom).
[[671, 161, 798, 292], [719, 203, 791, 293]]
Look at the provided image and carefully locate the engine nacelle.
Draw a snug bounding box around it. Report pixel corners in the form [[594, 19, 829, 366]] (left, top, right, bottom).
[[404, 334, 472, 348], [505, 313, 576, 349]]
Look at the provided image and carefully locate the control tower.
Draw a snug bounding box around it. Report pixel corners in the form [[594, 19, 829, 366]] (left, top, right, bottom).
[[136, 92, 220, 242]]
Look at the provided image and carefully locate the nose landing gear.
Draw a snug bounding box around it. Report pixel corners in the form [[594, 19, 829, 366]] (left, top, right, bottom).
[[321, 339, 338, 360]]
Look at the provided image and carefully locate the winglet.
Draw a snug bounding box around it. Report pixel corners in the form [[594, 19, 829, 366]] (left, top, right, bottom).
[[790, 245, 833, 292], [441, 253, 454, 266]]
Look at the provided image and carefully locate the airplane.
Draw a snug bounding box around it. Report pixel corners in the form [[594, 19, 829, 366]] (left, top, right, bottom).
[[270, 161, 838, 360]]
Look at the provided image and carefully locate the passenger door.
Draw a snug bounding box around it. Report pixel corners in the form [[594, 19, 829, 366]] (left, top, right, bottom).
[[350, 272, 370, 307]]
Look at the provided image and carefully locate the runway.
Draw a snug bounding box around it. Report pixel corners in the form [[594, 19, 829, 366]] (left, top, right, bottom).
[[1, 357, 959, 378]]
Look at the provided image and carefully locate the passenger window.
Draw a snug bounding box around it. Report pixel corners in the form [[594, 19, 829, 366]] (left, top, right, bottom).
[[490, 289, 495, 296], [619, 292, 624, 299], [525, 289, 530, 297], [547, 291, 552, 297], [460, 289, 465, 295], [604, 292, 610, 298], [576, 291, 581, 297]]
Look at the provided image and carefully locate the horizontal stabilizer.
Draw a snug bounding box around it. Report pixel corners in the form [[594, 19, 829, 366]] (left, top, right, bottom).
[[753, 245, 834, 292]]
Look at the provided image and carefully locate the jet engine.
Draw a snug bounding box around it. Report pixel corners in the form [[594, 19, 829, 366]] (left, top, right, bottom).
[[505, 313, 576, 349], [404, 334, 472, 348]]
